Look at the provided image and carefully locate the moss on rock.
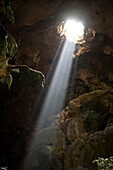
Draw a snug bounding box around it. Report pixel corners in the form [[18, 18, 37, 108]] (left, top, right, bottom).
[[11, 65, 44, 88], [59, 90, 113, 169], [0, 0, 15, 24], [0, 0, 17, 88]]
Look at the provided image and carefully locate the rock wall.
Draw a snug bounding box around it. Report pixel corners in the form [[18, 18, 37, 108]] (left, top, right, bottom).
[[0, 0, 113, 169]]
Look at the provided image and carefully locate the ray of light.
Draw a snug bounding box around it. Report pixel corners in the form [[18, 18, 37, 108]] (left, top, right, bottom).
[[31, 40, 64, 120], [23, 27, 77, 170], [36, 40, 75, 128]]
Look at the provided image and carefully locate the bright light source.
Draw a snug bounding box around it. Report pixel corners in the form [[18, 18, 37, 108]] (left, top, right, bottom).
[[62, 20, 84, 42]]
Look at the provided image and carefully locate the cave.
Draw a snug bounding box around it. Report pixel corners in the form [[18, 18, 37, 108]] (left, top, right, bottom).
[[0, 0, 113, 170]]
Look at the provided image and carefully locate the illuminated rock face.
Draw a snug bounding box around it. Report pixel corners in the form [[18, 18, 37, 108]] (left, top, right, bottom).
[[59, 31, 113, 169], [7, 0, 113, 74], [0, 0, 113, 169], [60, 90, 113, 168]]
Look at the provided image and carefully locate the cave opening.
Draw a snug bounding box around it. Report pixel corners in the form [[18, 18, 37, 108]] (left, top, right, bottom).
[[61, 19, 84, 42], [0, 0, 113, 170]]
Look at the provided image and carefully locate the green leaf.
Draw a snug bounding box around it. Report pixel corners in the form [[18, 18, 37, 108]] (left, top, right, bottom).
[[93, 159, 98, 163]]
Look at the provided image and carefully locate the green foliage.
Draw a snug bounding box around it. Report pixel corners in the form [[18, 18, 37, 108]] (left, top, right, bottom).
[[93, 156, 113, 170], [0, 25, 8, 60], [0, 24, 18, 88], [7, 33, 18, 59], [0, 0, 15, 24], [0, 0, 18, 88]]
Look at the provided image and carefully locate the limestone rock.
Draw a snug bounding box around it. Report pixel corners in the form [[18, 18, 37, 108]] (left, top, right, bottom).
[[60, 90, 113, 169], [0, 65, 45, 168]]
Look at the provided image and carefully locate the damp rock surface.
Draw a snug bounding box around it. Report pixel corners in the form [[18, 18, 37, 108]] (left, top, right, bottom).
[[59, 90, 113, 169], [0, 65, 45, 169], [0, 0, 113, 169]]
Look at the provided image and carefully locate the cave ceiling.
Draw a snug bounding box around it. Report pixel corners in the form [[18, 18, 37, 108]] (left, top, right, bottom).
[[7, 0, 113, 74], [0, 0, 113, 169]]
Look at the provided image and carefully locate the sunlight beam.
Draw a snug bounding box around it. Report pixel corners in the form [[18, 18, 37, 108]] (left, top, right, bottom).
[[62, 19, 84, 42], [38, 40, 75, 126]]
